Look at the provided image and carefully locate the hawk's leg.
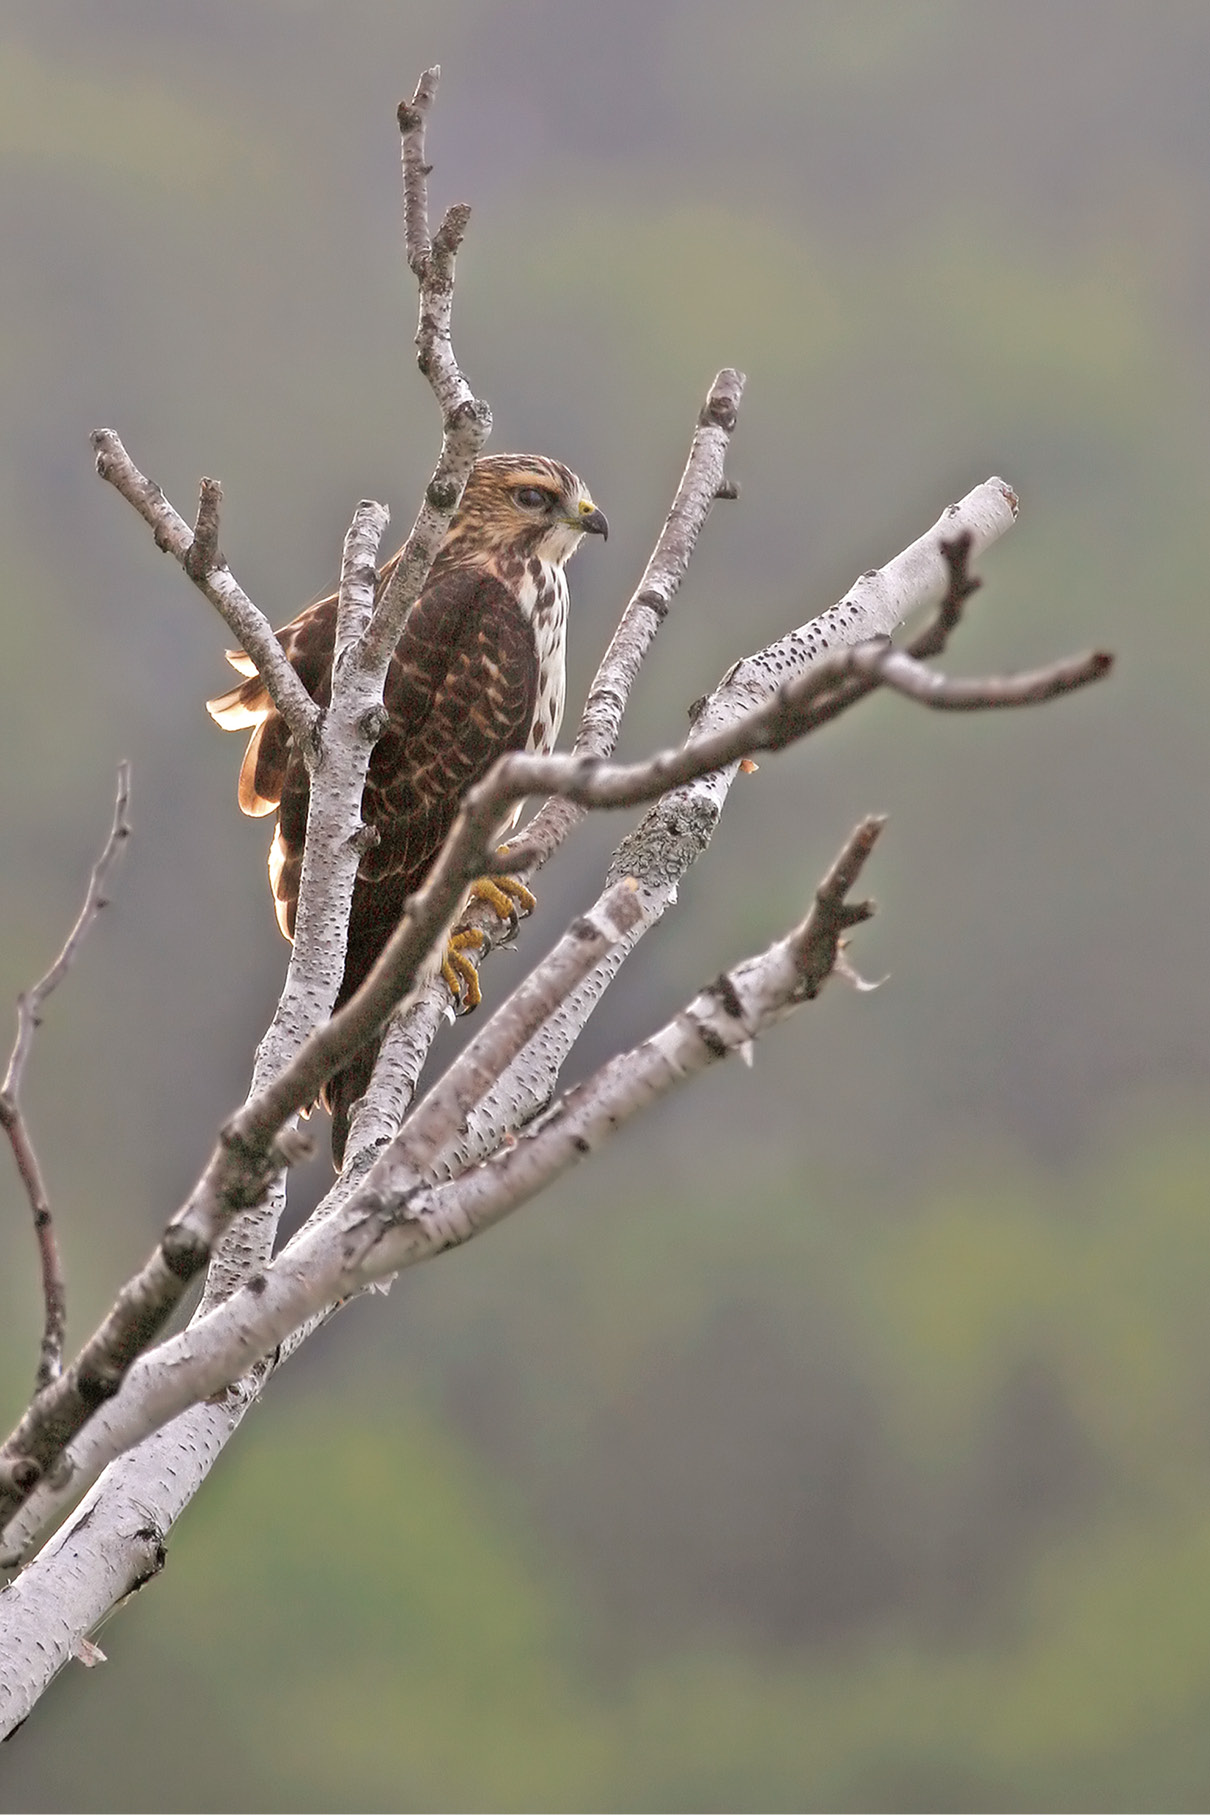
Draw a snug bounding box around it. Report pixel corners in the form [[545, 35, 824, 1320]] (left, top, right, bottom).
[[442, 871, 537, 1012]]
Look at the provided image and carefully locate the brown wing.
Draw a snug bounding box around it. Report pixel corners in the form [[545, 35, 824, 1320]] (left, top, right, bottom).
[[209, 561, 538, 1167], [211, 563, 538, 970]]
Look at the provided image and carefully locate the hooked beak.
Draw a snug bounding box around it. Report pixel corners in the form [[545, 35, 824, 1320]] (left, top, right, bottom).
[[577, 504, 609, 540]]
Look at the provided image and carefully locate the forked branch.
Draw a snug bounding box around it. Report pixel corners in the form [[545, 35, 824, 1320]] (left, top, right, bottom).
[[0, 818, 882, 1553], [0, 499, 1113, 1532], [91, 436, 320, 756], [0, 764, 132, 1397], [0, 60, 1120, 1745]]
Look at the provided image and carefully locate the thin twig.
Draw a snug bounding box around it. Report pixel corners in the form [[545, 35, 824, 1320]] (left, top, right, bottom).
[[367, 69, 491, 665], [907, 530, 982, 660], [506, 367, 746, 873], [0, 764, 132, 1394], [793, 530, 988, 731], [874, 644, 1113, 708], [495, 639, 1111, 852], [91, 430, 320, 757], [398, 65, 439, 277]]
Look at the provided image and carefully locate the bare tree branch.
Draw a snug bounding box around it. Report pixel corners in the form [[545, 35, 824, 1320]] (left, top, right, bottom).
[[345, 364, 746, 1161], [0, 465, 1110, 1537], [90, 434, 321, 756], [0, 764, 132, 1397], [0, 500, 392, 1513], [350, 816, 887, 1274], [0, 880, 646, 1562], [398, 64, 439, 276], [796, 529, 988, 732], [182, 476, 222, 583], [0, 33, 1122, 1733], [196, 495, 392, 1303], [511, 367, 746, 872], [434, 479, 1041, 1179], [0, 826, 877, 1556], [367, 67, 492, 664], [197, 65, 489, 1296], [869, 643, 1112, 709]]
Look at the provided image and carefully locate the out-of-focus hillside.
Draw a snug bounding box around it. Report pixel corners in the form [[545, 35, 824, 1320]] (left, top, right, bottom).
[[3, 4, 1210, 1809]]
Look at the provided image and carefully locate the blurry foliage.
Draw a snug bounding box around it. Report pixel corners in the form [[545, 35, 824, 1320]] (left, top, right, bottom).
[[3, 2, 1210, 1809], [9, 1124, 1210, 1811]]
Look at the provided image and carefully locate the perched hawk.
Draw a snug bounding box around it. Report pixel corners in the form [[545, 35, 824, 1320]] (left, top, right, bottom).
[[207, 454, 607, 1163]]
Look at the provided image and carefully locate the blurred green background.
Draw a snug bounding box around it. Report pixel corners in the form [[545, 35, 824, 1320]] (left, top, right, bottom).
[[2, 2, 1210, 1808]]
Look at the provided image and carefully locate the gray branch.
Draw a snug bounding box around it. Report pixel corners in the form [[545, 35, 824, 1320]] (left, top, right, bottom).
[[0, 826, 879, 1581], [512, 367, 745, 871], [91, 435, 320, 755], [366, 67, 492, 665], [0, 764, 132, 1395], [0, 57, 1121, 1737], [342, 366, 746, 1161]]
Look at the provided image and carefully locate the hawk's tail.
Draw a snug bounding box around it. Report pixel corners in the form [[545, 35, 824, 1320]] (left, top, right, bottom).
[[206, 666, 291, 820]]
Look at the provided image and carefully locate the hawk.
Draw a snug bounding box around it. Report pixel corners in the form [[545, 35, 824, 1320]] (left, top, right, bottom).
[[207, 453, 607, 1164]]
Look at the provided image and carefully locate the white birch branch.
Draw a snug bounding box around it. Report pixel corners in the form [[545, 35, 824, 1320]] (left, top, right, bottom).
[[0, 501, 391, 1522], [91, 439, 320, 753], [0, 469, 1106, 1542], [512, 368, 746, 866], [198, 497, 392, 1300], [345, 366, 746, 1163], [0, 821, 872, 1627], [367, 67, 492, 662], [0, 461, 1113, 1732], [0, 882, 644, 1576], [351, 815, 884, 1269], [0, 68, 495, 1697], [440, 477, 1024, 1174]]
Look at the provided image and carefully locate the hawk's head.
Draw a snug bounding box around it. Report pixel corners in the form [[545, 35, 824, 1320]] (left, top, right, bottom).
[[438, 453, 608, 572]]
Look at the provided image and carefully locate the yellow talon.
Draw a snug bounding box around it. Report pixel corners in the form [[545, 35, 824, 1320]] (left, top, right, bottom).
[[441, 871, 537, 1014], [468, 872, 537, 931], [441, 927, 486, 1012]]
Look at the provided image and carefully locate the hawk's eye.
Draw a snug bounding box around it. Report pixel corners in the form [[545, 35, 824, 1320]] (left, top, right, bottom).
[[514, 485, 552, 512]]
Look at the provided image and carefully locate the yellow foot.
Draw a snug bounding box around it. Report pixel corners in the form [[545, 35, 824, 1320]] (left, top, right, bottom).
[[468, 870, 537, 937], [440, 871, 537, 1014], [441, 926, 486, 1012]]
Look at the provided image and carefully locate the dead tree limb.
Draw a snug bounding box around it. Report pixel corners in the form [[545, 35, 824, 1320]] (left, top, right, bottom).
[[0, 66, 1116, 1740], [0, 764, 132, 1397], [0, 467, 1111, 1568]]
